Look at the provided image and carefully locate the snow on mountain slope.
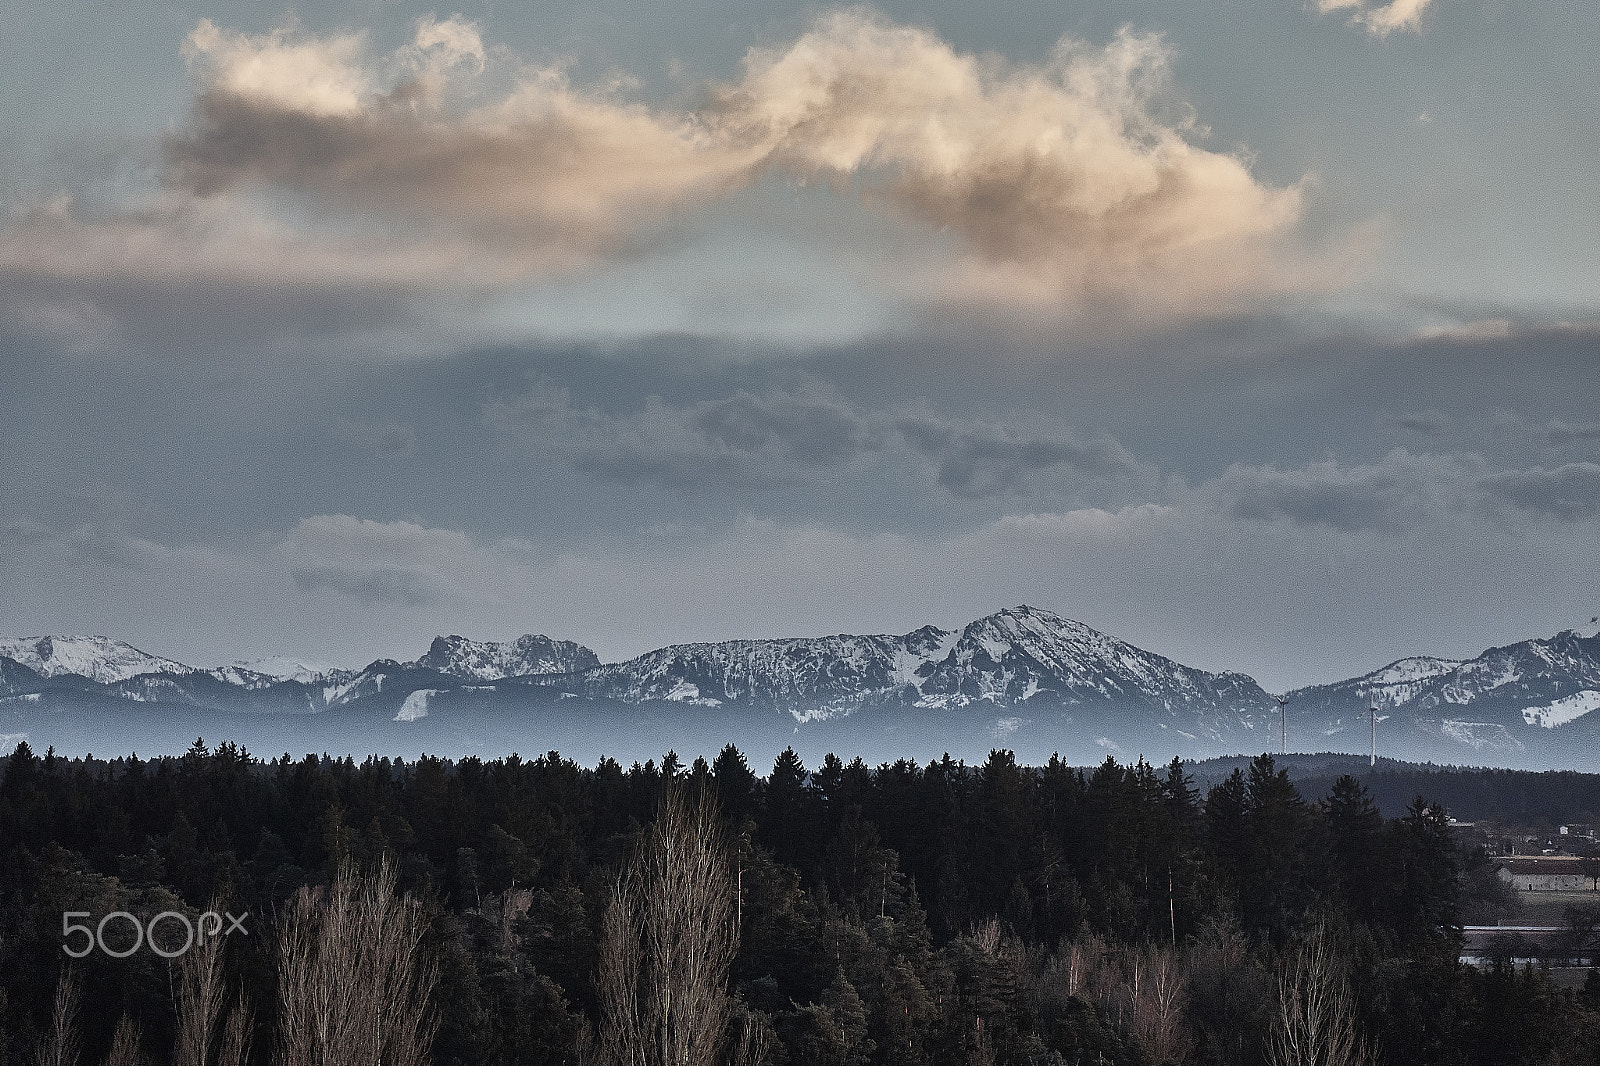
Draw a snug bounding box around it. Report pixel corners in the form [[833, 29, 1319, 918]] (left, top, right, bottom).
[[1438, 720, 1524, 753], [582, 628, 949, 714], [0, 636, 194, 684], [395, 689, 439, 722], [230, 656, 344, 684], [8, 612, 1597, 765], [1289, 627, 1600, 732], [1521, 690, 1600, 729], [914, 606, 1269, 713], [413, 634, 600, 681], [582, 607, 1272, 726]]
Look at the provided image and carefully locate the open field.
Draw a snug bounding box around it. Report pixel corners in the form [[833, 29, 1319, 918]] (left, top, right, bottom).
[[1514, 889, 1600, 924]]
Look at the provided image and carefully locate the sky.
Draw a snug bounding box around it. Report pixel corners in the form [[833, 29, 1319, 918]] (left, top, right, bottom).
[[1, 0, 1597, 691]]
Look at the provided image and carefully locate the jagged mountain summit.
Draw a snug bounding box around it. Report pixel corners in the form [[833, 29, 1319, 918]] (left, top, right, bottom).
[[577, 623, 959, 712], [414, 634, 600, 681], [915, 607, 1267, 715], [0, 636, 194, 685]]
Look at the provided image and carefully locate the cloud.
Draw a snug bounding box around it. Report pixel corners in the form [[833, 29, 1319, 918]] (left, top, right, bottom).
[[0, 193, 476, 349], [1205, 450, 1471, 532], [334, 417, 417, 456], [1315, 0, 1438, 37], [288, 564, 439, 606], [895, 414, 1150, 497], [1479, 463, 1600, 521], [1380, 409, 1448, 436], [1419, 318, 1512, 342], [484, 385, 875, 489], [168, 17, 761, 265], [1544, 420, 1600, 447], [689, 391, 884, 465], [718, 14, 1312, 311], [1203, 451, 1600, 531], [274, 514, 499, 606], [1, 10, 1315, 344], [487, 377, 1600, 521], [181, 19, 376, 118], [485, 379, 1151, 499], [1360, 0, 1437, 35]]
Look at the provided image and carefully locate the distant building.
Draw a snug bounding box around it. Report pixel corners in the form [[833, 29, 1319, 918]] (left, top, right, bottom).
[[1495, 856, 1593, 891]]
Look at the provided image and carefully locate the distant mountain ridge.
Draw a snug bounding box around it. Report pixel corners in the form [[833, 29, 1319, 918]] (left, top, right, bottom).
[[417, 634, 600, 681], [2, 610, 1598, 767], [1286, 626, 1600, 757], [0, 636, 195, 684], [575, 607, 1273, 730]]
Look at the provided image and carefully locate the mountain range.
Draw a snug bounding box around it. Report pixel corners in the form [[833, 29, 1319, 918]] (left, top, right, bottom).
[[2, 608, 1597, 768]]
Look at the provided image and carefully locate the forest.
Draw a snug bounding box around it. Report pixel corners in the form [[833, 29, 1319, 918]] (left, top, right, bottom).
[[2, 739, 1599, 1066]]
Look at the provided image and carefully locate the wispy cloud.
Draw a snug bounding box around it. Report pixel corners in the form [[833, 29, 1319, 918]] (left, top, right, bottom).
[[275, 515, 520, 607], [170, 16, 757, 266], [1314, 0, 1438, 37]]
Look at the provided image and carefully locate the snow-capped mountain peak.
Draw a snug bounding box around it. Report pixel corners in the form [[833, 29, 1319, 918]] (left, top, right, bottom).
[[227, 656, 344, 685], [413, 634, 600, 681], [914, 606, 1267, 713], [0, 636, 194, 684], [1288, 626, 1600, 759], [578, 606, 1272, 729]]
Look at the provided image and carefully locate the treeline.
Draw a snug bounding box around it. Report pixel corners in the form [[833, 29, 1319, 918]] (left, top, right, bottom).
[[1298, 768, 1600, 827], [1, 739, 1597, 1066], [1188, 755, 1600, 825]]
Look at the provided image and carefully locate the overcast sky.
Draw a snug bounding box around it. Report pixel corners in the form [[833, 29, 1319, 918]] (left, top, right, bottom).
[[2, 0, 1596, 690]]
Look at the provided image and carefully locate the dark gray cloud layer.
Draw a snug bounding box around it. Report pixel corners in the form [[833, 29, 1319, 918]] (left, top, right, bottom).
[[1545, 421, 1600, 446], [6, 320, 1598, 542], [289, 563, 440, 606], [2, 313, 1597, 687], [484, 376, 1157, 505], [1480, 463, 1600, 521]]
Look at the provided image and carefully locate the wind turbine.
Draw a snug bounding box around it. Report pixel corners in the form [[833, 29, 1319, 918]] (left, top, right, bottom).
[[1367, 705, 1378, 768], [1275, 694, 1289, 755]]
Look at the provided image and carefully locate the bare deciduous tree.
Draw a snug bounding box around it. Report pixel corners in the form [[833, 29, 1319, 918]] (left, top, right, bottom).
[[172, 906, 254, 1066], [1126, 945, 1188, 1065], [595, 788, 738, 1066], [275, 858, 438, 1066], [727, 1004, 771, 1066], [103, 1016, 146, 1066], [217, 994, 252, 1066], [175, 905, 228, 1066], [1267, 925, 1368, 1066], [35, 970, 80, 1066], [1071, 937, 1189, 1065]]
